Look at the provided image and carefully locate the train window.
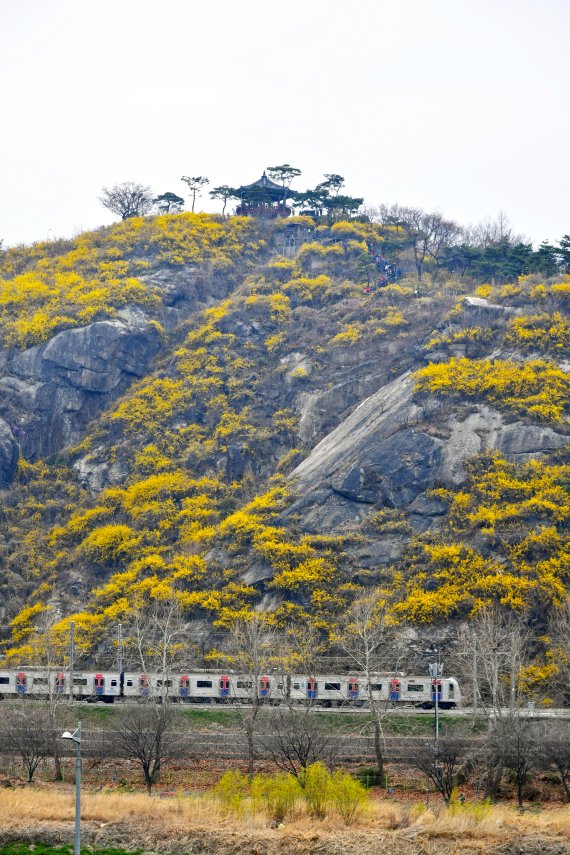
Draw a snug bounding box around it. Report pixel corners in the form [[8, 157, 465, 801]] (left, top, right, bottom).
[[111, 680, 118, 687], [277, 682, 284, 691], [0, 677, 9, 684], [237, 681, 253, 689], [197, 680, 212, 689], [156, 679, 173, 687], [126, 679, 133, 687], [33, 677, 48, 685], [369, 683, 383, 692], [324, 682, 341, 691], [448, 683, 454, 694], [73, 678, 88, 686], [407, 684, 424, 692], [293, 682, 301, 690]]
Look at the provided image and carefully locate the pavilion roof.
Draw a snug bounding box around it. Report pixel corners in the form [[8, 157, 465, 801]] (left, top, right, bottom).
[[236, 172, 293, 201]]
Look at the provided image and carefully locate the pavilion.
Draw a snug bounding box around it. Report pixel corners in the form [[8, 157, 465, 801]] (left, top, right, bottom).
[[235, 172, 294, 218]]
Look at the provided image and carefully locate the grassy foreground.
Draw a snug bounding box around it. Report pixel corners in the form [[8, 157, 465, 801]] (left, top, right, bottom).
[[1, 786, 570, 855]]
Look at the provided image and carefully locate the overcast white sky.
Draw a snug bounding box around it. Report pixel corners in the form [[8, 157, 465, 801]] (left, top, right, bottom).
[[1, 0, 568, 247]]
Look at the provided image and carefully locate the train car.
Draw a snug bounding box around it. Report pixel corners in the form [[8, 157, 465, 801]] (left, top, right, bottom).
[[0, 668, 461, 708], [0, 668, 120, 702]]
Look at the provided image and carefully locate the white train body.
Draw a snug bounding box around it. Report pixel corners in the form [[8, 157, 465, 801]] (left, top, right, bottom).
[[0, 668, 461, 708]]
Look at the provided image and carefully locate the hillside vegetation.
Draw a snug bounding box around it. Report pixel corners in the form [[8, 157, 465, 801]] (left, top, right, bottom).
[[0, 212, 568, 686]]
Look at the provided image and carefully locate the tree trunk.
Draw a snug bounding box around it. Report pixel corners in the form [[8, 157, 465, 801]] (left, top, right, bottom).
[[53, 746, 63, 782], [373, 718, 384, 780], [246, 723, 255, 781], [485, 764, 502, 801]]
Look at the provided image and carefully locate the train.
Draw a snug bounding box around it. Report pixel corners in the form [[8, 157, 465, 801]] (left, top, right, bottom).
[[0, 668, 462, 709]]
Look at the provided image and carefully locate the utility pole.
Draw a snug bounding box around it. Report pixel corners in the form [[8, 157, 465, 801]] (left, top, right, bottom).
[[472, 632, 478, 721], [69, 620, 75, 703]]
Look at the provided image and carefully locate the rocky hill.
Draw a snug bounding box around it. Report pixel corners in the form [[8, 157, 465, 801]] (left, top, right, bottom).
[[0, 213, 568, 664]]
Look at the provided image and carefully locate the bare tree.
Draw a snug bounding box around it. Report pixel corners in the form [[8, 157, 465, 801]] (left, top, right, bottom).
[[464, 211, 526, 249], [259, 707, 333, 776], [217, 615, 277, 779], [100, 182, 154, 220], [180, 176, 209, 212], [486, 713, 541, 807], [123, 596, 189, 700], [338, 590, 404, 780], [5, 706, 54, 783], [543, 726, 570, 802], [548, 598, 570, 705], [113, 703, 179, 794], [378, 203, 462, 281], [412, 738, 467, 805], [454, 605, 528, 719]]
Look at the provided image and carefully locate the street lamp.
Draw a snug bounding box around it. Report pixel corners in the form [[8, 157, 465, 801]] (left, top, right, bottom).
[[61, 722, 81, 855]]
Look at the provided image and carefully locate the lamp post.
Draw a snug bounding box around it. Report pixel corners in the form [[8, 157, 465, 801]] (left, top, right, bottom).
[[61, 722, 81, 855]]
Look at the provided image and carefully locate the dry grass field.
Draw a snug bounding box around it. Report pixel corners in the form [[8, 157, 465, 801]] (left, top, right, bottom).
[[1, 785, 570, 855]]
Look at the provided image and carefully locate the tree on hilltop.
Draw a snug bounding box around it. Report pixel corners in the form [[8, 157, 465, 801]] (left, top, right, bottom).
[[267, 164, 302, 188], [181, 175, 209, 212], [209, 185, 237, 216], [100, 182, 154, 220], [154, 192, 185, 214], [317, 173, 345, 196]]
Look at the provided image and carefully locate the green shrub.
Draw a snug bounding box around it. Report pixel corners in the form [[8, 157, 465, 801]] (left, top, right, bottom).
[[328, 770, 368, 824], [214, 770, 249, 815], [299, 761, 331, 818], [258, 772, 302, 822]]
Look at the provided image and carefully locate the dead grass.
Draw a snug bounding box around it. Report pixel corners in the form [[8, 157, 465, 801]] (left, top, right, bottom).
[[1, 787, 570, 855], [1, 785, 570, 841]]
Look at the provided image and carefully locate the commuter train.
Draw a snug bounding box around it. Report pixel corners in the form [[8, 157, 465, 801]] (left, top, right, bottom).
[[0, 668, 461, 709]]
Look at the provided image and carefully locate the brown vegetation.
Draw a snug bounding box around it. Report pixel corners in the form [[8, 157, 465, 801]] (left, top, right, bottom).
[[1, 785, 570, 855]]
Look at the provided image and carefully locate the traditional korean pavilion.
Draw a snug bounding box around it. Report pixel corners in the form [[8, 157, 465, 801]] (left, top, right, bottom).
[[235, 172, 294, 218]]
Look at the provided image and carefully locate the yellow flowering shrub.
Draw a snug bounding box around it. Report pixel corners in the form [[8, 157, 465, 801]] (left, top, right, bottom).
[[415, 357, 570, 422]]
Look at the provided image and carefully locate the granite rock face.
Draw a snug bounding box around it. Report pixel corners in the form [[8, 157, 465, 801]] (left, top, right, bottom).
[[289, 370, 568, 538], [0, 314, 162, 467], [0, 417, 19, 488]]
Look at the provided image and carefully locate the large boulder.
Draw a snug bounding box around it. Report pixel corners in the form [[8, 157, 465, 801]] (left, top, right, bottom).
[[288, 371, 568, 533], [0, 314, 162, 466], [0, 418, 19, 488]]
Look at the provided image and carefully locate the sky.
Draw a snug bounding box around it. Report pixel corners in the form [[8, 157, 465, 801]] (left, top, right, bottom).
[[1, 0, 569, 248]]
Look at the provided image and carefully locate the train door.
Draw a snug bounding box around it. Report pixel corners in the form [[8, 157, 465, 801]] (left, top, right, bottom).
[[16, 672, 27, 695], [259, 676, 270, 698], [55, 672, 65, 694], [219, 675, 230, 699], [389, 678, 400, 702], [140, 673, 150, 697], [95, 673, 105, 697], [431, 678, 442, 704], [307, 677, 317, 701], [180, 675, 190, 699], [348, 676, 359, 700]]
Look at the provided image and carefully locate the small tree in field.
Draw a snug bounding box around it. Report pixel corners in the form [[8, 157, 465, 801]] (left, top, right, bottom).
[[113, 703, 179, 794], [412, 738, 467, 805], [543, 726, 570, 802], [216, 614, 276, 779], [338, 589, 403, 780], [100, 182, 154, 220], [260, 706, 333, 777], [5, 706, 54, 783]]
